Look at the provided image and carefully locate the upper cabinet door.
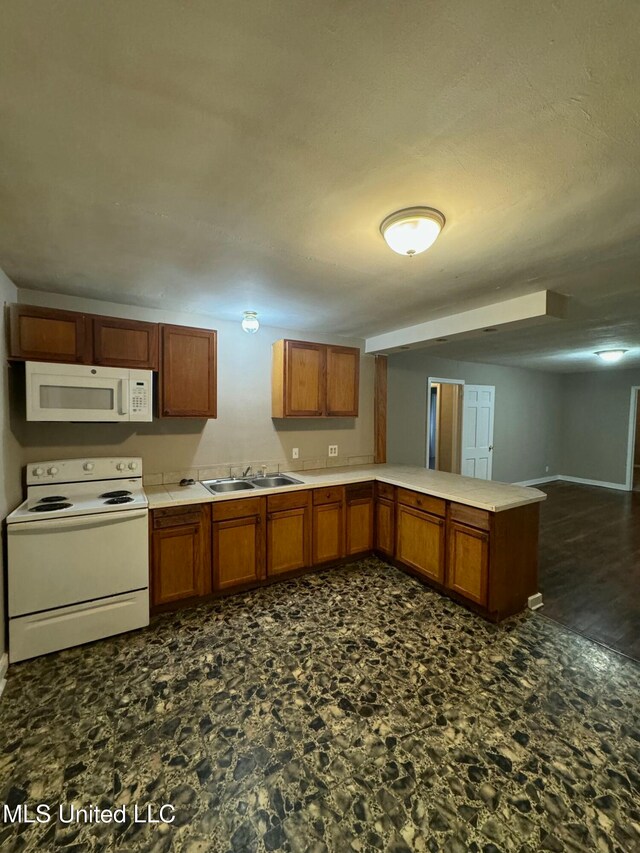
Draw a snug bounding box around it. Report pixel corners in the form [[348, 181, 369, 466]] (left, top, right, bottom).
[[92, 317, 159, 369], [272, 340, 325, 417], [9, 304, 90, 363], [272, 339, 359, 418], [159, 324, 217, 418], [286, 341, 325, 416], [326, 345, 359, 417]]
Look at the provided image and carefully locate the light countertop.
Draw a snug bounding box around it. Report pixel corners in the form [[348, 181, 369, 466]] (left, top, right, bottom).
[[146, 464, 547, 513]]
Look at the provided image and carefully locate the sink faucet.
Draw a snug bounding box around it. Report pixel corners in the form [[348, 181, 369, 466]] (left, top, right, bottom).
[[242, 465, 253, 478]]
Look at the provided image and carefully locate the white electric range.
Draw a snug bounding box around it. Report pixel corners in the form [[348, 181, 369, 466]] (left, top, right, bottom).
[[7, 457, 150, 662]]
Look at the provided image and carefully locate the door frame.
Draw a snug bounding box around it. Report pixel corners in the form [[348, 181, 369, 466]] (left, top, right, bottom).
[[425, 377, 465, 469], [624, 385, 640, 490]]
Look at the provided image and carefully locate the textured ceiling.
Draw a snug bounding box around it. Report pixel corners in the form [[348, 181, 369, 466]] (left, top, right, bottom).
[[1, 1, 639, 370]]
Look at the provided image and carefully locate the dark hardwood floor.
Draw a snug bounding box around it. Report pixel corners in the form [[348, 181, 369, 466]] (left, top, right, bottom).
[[538, 480, 640, 661]]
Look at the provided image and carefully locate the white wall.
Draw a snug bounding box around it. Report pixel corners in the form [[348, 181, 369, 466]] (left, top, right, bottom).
[[387, 350, 564, 484], [1, 270, 23, 659], [560, 367, 640, 486], [13, 290, 375, 479]]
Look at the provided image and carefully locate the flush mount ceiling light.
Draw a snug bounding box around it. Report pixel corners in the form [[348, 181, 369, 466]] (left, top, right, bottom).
[[380, 206, 445, 256], [595, 349, 626, 363], [241, 311, 259, 334]]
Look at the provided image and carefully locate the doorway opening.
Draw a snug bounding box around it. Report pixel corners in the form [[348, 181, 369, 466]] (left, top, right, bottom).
[[426, 378, 464, 473], [426, 379, 496, 480], [627, 386, 640, 491]]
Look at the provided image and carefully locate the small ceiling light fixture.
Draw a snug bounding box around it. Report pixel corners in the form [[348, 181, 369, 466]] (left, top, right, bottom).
[[241, 311, 259, 334], [595, 349, 626, 363], [380, 206, 445, 256]]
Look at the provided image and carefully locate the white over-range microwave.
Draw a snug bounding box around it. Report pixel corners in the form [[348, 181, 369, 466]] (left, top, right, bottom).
[[25, 362, 153, 422]]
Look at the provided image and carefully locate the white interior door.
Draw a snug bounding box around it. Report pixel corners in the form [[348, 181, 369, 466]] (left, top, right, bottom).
[[462, 385, 495, 479]]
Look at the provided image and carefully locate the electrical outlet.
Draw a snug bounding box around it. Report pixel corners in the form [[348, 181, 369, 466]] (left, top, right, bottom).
[[292, 448, 299, 459], [328, 445, 338, 457]]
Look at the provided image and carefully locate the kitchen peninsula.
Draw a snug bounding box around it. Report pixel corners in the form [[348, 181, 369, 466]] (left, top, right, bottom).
[[146, 464, 545, 623]]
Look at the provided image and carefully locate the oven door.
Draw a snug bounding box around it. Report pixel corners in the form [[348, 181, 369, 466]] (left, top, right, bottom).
[[26, 362, 131, 422], [8, 509, 149, 616]]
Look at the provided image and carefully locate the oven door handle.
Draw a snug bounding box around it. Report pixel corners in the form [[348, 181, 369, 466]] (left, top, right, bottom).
[[8, 508, 148, 533]]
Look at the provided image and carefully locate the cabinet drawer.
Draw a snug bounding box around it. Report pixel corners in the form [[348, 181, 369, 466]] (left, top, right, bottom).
[[153, 503, 203, 521], [449, 503, 491, 531], [268, 490, 310, 512], [313, 486, 345, 505], [376, 481, 395, 501], [396, 488, 445, 517], [153, 511, 202, 529], [212, 496, 264, 521], [345, 482, 374, 502]]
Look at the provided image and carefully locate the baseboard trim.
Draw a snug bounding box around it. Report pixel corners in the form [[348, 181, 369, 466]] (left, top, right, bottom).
[[0, 653, 8, 700], [558, 475, 629, 492], [513, 475, 629, 492]]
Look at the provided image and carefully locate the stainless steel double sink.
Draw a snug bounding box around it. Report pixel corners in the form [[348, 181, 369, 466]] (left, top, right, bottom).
[[201, 474, 303, 495]]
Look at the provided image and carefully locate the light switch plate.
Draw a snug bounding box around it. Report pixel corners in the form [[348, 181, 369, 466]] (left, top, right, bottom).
[[328, 445, 338, 457], [292, 448, 299, 459]]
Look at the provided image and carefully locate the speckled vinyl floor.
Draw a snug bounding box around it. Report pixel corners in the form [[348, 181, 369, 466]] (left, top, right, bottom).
[[1, 558, 639, 853]]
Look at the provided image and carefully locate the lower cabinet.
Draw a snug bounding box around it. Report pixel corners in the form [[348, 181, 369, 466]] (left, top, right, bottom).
[[267, 491, 311, 577], [312, 487, 345, 565], [212, 497, 266, 590], [149, 486, 539, 622], [345, 483, 374, 557], [395, 503, 445, 584], [375, 482, 395, 558], [446, 520, 489, 606], [151, 505, 211, 606]]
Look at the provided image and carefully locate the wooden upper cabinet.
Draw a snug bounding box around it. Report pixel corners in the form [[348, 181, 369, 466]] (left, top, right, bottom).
[[272, 339, 360, 418], [159, 324, 217, 418], [326, 345, 359, 417], [92, 316, 158, 369], [272, 339, 324, 417], [8, 304, 90, 363]]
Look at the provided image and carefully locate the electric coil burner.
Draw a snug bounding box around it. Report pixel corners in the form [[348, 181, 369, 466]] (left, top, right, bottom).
[[29, 502, 72, 512], [39, 495, 68, 503], [100, 490, 133, 498], [105, 496, 134, 505]]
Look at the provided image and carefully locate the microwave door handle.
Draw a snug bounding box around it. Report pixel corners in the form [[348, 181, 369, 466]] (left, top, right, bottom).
[[119, 380, 129, 416]]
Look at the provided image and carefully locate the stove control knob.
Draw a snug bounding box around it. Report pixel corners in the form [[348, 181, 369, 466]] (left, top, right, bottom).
[[33, 466, 44, 477], [116, 462, 126, 471], [83, 462, 95, 472], [48, 466, 58, 476], [128, 462, 138, 471]]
